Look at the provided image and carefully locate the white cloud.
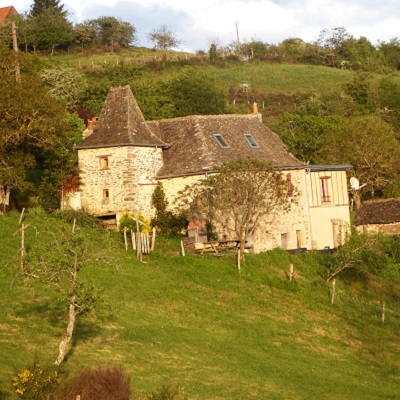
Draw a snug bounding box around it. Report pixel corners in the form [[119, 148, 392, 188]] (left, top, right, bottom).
[[10, 0, 400, 51]]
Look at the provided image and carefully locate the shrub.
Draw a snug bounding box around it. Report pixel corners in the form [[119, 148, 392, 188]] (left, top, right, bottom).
[[11, 361, 62, 399], [52, 209, 104, 228], [119, 212, 151, 233], [54, 366, 132, 400]]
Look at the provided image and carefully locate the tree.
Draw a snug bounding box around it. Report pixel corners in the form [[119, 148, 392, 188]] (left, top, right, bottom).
[[274, 113, 341, 164], [326, 230, 390, 282], [166, 67, 229, 117], [147, 25, 181, 50], [325, 115, 400, 200], [0, 51, 76, 213], [73, 22, 96, 50], [177, 159, 293, 256], [30, 0, 66, 17], [90, 16, 136, 51], [40, 66, 87, 109], [23, 227, 107, 365], [32, 8, 72, 55]]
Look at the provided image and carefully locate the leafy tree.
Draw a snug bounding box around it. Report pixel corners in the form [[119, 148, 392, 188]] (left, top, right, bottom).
[[23, 227, 107, 365], [378, 38, 400, 70], [73, 22, 96, 50], [147, 25, 181, 50], [151, 182, 187, 235], [241, 38, 268, 58], [0, 51, 75, 213], [89, 16, 136, 51], [176, 159, 293, 256], [209, 43, 218, 64], [40, 66, 87, 109], [166, 67, 229, 117], [30, 0, 66, 17], [325, 115, 400, 200], [326, 231, 390, 281], [33, 8, 72, 55], [273, 113, 340, 164]]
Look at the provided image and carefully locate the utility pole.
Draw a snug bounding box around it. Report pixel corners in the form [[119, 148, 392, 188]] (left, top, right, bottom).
[[235, 21, 241, 60], [11, 21, 20, 82]]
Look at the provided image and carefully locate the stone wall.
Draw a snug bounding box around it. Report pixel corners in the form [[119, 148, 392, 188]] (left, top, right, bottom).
[[77, 146, 163, 217]]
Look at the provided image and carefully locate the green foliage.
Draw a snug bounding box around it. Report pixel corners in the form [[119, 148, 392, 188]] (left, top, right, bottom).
[[144, 385, 187, 400], [326, 231, 394, 281], [273, 113, 341, 164], [40, 67, 87, 109], [11, 360, 61, 399], [0, 51, 75, 213], [147, 25, 181, 50], [166, 67, 229, 117], [325, 115, 400, 197], [151, 183, 187, 235], [89, 16, 137, 51], [119, 211, 151, 233], [52, 209, 103, 228], [177, 159, 293, 253]]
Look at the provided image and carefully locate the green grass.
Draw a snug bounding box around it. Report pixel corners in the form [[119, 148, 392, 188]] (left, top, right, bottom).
[[1, 211, 400, 399]]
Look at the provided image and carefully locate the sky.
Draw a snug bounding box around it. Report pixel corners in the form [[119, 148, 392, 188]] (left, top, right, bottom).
[[9, 0, 400, 53]]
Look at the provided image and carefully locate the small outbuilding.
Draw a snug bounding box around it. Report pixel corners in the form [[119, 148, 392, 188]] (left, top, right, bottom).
[[354, 198, 400, 235]]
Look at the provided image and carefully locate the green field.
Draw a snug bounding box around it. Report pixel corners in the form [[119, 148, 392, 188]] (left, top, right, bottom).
[[1, 211, 400, 399]]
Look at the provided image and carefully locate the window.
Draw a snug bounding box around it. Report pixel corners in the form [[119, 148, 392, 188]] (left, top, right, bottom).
[[100, 156, 109, 169], [320, 177, 331, 203], [213, 134, 230, 148], [102, 189, 110, 199], [244, 134, 259, 148]]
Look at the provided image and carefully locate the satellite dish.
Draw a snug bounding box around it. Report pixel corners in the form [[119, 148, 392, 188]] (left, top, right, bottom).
[[350, 177, 367, 191], [350, 177, 359, 190]]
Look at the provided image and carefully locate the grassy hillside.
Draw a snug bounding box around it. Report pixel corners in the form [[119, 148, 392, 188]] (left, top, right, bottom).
[[1, 211, 400, 399], [49, 47, 355, 99]]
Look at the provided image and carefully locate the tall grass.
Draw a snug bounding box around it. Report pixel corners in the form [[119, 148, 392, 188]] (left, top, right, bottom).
[[1, 211, 400, 399]]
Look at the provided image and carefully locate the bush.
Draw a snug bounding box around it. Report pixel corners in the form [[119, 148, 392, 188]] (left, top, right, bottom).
[[52, 209, 104, 228], [54, 366, 132, 400], [11, 361, 61, 399], [119, 212, 151, 233]]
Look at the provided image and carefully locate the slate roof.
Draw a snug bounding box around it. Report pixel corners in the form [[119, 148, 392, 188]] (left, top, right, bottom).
[[75, 86, 167, 149], [147, 114, 304, 177], [0, 6, 17, 22], [354, 198, 400, 226]]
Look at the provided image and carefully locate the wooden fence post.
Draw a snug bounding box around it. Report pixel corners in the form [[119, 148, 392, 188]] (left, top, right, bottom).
[[72, 218, 76, 233], [289, 263, 294, 282], [237, 249, 241, 272], [181, 240, 185, 256], [18, 208, 25, 224], [123, 227, 128, 251], [381, 301, 386, 324], [151, 227, 156, 251], [331, 279, 336, 305]]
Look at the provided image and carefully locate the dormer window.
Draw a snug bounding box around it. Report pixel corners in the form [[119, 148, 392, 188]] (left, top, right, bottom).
[[244, 134, 259, 148], [214, 134, 230, 148]]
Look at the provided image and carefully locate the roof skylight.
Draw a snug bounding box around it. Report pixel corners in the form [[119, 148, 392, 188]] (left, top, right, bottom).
[[214, 134, 230, 148], [244, 134, 259, 148]]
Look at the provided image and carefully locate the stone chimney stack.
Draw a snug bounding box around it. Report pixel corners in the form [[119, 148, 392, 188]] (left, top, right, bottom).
[[82, 117, 97, 140]]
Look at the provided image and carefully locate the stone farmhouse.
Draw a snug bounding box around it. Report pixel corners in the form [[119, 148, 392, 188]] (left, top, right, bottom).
[[70, 85, 352, 253], [354, 198, 400, 235]]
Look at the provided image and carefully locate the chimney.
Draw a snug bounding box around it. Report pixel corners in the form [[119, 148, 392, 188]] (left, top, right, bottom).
[[82, 117, 98, 140], [252, 102, 262, 122]]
